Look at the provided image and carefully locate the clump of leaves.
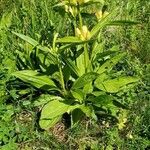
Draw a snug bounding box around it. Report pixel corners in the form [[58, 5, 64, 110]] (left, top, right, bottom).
[[11, 0, 139, 130]]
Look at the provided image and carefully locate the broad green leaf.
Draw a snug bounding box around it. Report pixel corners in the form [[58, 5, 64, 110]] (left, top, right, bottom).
[[12, 31, 38, 46], [12, 31, 52, 53], [58, 44, 73, 53], [72, 72, 98, 89], [56, 36, 94, 44], [93, 51, 117, 63], [71, 109, 85, 126], [95, 73, 109, 83], [76, 50, 86, 76], [56, 36, 82, 43], [89, 95, 118, 116], [23, 94, 63, 107], [40, 100, 70, 120], [79, 105, 97, 120], [97, 52, 126, 74], [90, 10, 116, 38], [39, 116, 61, 130], [39, 100, 82, 129], [91, 42, 104, 59], [62, 66, 71, 82], [70, 104, 96, 120], [92, 91, 106, 96], [58, 39, 95, 53], [61, 56, 80, 76], [71, 89, 85, 103], [107, 20, 139, 26], [39, 51, 58, 65], [95, 76, 139, 93], [83, 82, 93, 94], [12, 70, 57, 89], [52, 71, 64, 86], [68, 104, 83, 112], [34, 95, 63, 106], [89, 95, 113, 107]]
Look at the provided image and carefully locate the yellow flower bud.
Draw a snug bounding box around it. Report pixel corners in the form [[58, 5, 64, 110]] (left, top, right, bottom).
[[69, 6, 74, 16], [65, 5, 77, 17], [95, 10, 109, 20], [75, 25, 90, 40], [105, 122, 109, 128], [118, 122, 126, 130], [95, 10, 103, 20], [75, 27, 84, 40], [75, 28, 82, 36], [65, 5, 69, 12], [82, 25, 90, 40], [123, 118, 127, 123]]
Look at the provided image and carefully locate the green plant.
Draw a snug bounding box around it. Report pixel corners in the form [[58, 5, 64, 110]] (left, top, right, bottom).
[[0, 103, 17, 150], [1, 0, 150, 149], [11, 0, 139, 130]]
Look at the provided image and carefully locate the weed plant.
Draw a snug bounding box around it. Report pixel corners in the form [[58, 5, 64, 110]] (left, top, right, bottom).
[[0, 0, 149, 149]]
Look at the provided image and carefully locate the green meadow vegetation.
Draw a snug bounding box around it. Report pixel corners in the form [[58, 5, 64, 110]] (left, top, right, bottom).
[[0, 0, 150, 149]]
